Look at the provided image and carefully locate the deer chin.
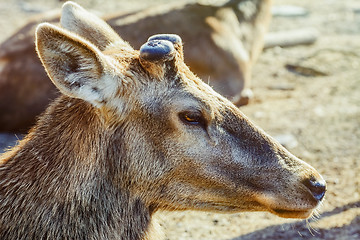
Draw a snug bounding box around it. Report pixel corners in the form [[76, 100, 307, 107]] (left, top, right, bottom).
[[270, 208, 314, 219], [254, 193, 319, 219], [200, 201, 314, 219]]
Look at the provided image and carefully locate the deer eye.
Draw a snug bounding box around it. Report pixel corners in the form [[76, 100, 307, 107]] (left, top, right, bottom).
[[179, 111, 206, 127]]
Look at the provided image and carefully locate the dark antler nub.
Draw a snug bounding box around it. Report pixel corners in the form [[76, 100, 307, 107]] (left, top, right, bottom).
[[147, 34, 182, 45], [139, 39, 175, 62]]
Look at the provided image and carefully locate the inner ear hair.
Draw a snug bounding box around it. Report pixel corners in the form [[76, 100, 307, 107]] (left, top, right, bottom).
[[35, 23, 107, 104]]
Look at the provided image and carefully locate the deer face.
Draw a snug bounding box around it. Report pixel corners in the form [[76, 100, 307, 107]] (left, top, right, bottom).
[[36, 1, 325, 220], [125, 38, 325, 219]]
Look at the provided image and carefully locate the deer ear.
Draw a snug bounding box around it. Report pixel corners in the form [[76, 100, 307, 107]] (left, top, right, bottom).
[[36, 23, 114, 106], [60, 1, 131, 50]]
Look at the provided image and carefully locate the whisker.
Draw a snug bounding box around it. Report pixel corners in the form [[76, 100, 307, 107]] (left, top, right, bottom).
[[306, 218, 319, 235]]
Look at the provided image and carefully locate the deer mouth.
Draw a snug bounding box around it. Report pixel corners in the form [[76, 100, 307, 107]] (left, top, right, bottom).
[[270, 208, 314, 219], [254, 193, 319, 219]]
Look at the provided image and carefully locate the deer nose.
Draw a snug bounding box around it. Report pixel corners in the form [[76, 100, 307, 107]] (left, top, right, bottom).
[[302, 176, 326, 202]]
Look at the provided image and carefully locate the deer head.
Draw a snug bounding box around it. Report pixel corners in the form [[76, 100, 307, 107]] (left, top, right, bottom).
[[34, 1, 325, 221]]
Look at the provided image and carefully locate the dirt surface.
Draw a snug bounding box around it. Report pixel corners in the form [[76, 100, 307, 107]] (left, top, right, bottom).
[[0, 0, 359, 239]]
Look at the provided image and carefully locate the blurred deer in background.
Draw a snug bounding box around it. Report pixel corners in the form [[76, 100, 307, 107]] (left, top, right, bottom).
[[0, 0, 272, 132], [0, 2, 325, 239]]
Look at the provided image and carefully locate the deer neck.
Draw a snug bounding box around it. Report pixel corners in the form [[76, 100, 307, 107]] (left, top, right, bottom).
[[0, 96, 155, 240]]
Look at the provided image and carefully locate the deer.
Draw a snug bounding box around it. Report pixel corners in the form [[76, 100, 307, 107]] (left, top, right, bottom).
[[0, 2, 325, 240], [0, 0, 272, 133]]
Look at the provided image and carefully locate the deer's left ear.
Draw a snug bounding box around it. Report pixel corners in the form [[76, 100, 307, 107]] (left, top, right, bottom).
[[36, 23, 116, 107]]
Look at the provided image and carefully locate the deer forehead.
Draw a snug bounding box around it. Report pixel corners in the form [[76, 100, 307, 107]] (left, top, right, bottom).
[[100, 52, 200, 99], [98, 45, 229, 127], [137, 71, 224, 117]]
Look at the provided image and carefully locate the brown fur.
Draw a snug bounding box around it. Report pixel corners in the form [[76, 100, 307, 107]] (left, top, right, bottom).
[[0, 0, 272, 132], [0, 2, 324, 239]]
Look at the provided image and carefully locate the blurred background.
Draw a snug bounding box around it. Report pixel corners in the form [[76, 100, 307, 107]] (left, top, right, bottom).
[[0, 0, 359, 239]]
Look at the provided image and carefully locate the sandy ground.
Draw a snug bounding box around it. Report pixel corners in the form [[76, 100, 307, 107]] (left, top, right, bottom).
[[0, 0, 359, 239]]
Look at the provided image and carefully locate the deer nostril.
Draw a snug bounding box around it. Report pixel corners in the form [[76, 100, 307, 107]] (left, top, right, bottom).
[[302, 176, 326, 202]]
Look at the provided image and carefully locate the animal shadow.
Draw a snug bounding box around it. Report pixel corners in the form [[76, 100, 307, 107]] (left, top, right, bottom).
[[232, 201, 360, 240]]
